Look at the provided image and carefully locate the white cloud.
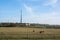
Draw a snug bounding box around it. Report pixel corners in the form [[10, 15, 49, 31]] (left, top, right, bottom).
[[23, 4, 60, 25], [24, 4, 32, 13], [43, 0, 58, 7], [23, 4, 40, 23], [50, 0, 58, 4], [24, 4, 38, 17], [38, 11, 60, 25]]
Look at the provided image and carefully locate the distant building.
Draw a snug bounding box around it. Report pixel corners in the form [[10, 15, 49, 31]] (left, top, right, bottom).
[[20, 23, 30, 27], [25, 23, 30, 27]]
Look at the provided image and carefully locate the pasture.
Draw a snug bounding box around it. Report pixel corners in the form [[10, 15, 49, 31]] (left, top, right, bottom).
[[0, 27, 60, 40]]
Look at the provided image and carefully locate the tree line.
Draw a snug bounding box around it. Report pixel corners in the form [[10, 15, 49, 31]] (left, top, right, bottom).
[[0, 23, 60, 28]]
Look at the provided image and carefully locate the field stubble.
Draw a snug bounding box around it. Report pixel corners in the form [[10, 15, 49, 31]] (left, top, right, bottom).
[[0, 27, 60, 40]]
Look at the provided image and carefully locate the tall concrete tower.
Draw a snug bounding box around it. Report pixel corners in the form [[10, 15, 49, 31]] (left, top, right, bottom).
[[20, 9, 22, 23]]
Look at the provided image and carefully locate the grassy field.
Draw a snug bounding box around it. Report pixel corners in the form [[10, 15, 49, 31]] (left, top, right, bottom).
[[0, 27, 60, 40]]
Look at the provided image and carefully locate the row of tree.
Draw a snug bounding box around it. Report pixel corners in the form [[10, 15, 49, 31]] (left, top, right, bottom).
[[0, 23, 60, 28]]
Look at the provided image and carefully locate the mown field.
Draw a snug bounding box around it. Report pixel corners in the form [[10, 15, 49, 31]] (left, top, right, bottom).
[[0, 27, 60, 40]]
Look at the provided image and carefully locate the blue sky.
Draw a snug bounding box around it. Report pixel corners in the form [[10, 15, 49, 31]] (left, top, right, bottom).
[[0, 0, 60, 25]]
